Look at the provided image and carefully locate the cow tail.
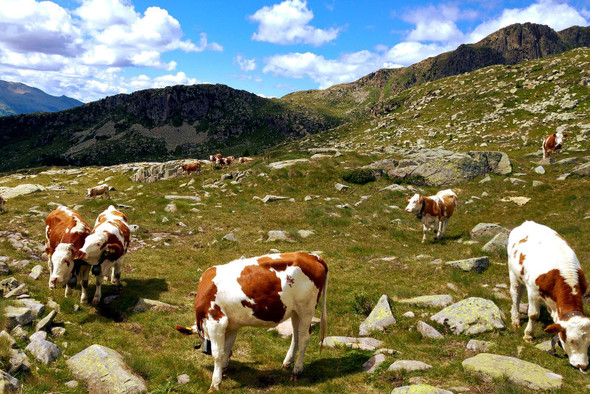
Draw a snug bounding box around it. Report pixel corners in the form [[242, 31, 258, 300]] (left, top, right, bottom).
[[319, 271, 328, 354]]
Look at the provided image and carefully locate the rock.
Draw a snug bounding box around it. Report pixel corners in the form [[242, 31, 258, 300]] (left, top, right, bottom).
[[0, 330, 16, 348], [165, 195, 201, 202], [8, 348, 31, 374], [10, 325, 28, 341], [470, 223, 509, 239], [481, 232, 509, 254], [5, 306, 32, 330], [466, 339, 494, 353], [46, 298, 60, 312], [557, 157, 579, 165], [534, 166, 545, 174], [297, 230, 315, 238], [67, 344, 147, 393], [65, 381, 79, 389], [132, 298, 178, 314], [0, 277, 19, 294], [30, 331, 48, 342], [462, 353, 562, 390], [392, 385, 453, 394], [8, 260, 31, 271], [363, 354, 386, 373], [335, 183, 350, 192], [416, 321, 443, 339], [398, 295, 453, 309], [129, 161, 184, 183], [445, 257, 489, 273], [29, 264, 43, 280], [532, 180, 544, 187], [0, 261, 9, 275], [572, 162, 590, 176], [322, 336, 383, 350], [164, 203, 177, 213], [51, 327, 67, 337], [359, 294, 396, 336], [261, 195, 290, 203], [222, 233, 238, 242], [266, 230, 295, 242], [379, 184, 407, 192], [387, 360, 432, 373], [25, 338, 61, 364], [177, 374, 190, 385], [4, 283, 27, 298], [431, 297, 505, 335], [535, 340, 553, 352], [500, 196, 531, 206], [266, 158, 310, 169], [0, 371, 20, 393], [403, 311, 415, 318], [269, 317, 320, 338], [1, 184, 46, 199], [479, 175, 491, 183], [35, 310, 57, 332]]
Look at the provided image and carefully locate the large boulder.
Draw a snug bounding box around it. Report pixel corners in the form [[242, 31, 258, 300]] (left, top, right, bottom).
[[0, 184, 46, 199], [482, 232, 509, 254], [430, 297, 505, 335], [470, 223, 510, 240], [392, 385, 452, 394], [373, 150, 511, 186], [572, 162, 590, 176], [5, 306, 32, 330], [462, 353, 562, 390], [25, 338, 61, 364], [359, 294, 396, 336], [398, 295, 453, 309], [445, 257, 489, 273], [67, 345, 147, 393], [129, 160, 185, 183]]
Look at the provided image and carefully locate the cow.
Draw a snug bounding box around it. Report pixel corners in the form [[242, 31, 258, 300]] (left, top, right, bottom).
[[238, 157, 253, 163], [542, 131, 568, 161], [181, 161, 201, 176], [45, 206, 92, 301], [0, 195, 5, 212], [76, 205, 130, 304], [86, 185, 111, 199], [405, 189, 457, 243], [508, 220, 590, 371], [209, 153, 222, 162], [175, 252, 328, 391]]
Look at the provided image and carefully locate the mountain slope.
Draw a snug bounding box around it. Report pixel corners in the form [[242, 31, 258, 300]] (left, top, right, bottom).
[[0, 80, 83, 116]]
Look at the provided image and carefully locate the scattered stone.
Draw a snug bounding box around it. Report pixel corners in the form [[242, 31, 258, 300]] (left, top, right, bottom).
[[500, 196, 530, 206], [399, 295, 453, 309], [164, 203, 177, 213], [266, 230, 295, 242], [322, 336, 383, 350], [335, 183, 350, 192], [29, 264, 43, 280], [0, 330, 16, 348], [445, 257, 489, 273], [1, 184, 46, 199], [177, 374, 190, 385], [51, 327, 66, 337], [25, 338, 61, 364], [363, 354, 386, 373], [535, 340, 553, 352], [4, 283, 27, 298], [374, 348, 397, 356], [466, 339, 494, 353], [534, 166, 545, 174], [379, 184, 407, 192], [359, 294, 396, 336], [470, 223, 509, 239], [47, 298, 60, 312], [269, 317, 320, 338], [0, 371, 20, 393], [403, 311, 415, 318], [572, 162, 590, 176], [431, 297, 505, 335], [35, 310, 57, 332], [161, 216, 169, 223], [479, 175, 491, 183], [392, 385, 452, 394], [0, 277, 19, 294], [8, 348, 31, 374], [10, 325, 28, 341], [5, 306, 32, 329], [297, 230, 315, 238], [164, 195, 201, 202], [532, 180, 544, 187], [30, 331, 48, 342], [67, 345, 147, 393], [132, 298, 178, 314], [0, 261, 9, 275], [557, 173, 570, 181], [387, 360, 432, 373], [266, 158, 309, 169], [462, 353, 562, 390], [481, 232, 509, 254], [222, 233, 238, 242], [416, 321, 443, 339], [64, 381, 79, 389], [261, 195, 290, 203]]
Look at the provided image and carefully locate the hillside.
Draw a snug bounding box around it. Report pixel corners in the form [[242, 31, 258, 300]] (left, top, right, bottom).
[[0, 84, 338, 172], [283, 23, 590, 117], [0, 80, 82, 117]]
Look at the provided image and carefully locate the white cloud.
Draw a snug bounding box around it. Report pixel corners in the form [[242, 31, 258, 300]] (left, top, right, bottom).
[[403, 4, 470, 43], [234, 54, 257, 72], [250, 0, 341, 46]]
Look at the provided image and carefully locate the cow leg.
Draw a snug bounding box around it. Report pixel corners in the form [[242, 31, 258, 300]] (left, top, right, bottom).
[[208, 322, 228, 391], [79, 264, 91, 303], [509, 271, 524, 328], [421, 223, 429, 243], [282, 314, 300, 369], [112, 259, 123, 291], [524, 287, 540, 342], [291, 312, 313, 380], [93, 273, 104, 304], [222, 329, 238, 371]]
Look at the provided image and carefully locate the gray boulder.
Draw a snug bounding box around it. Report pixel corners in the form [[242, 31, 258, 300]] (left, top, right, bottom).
[[25, 338, 61, 364], [470, 223, 509, 239], [431, 297, 505, 335], [269, 317, 320, 338], [398, 295, 453, 309], [132, 298, 178, 314], [8, 348, 31, 374], [466, 339, 494, 353], [392, 385, 453, 394], [130, 160, 184, 183], [416, 321, 443, 339], [266, 230, 295, 242], [482, 232, 509, 254], [35, 310, 57, 332], [0, 277, 19, 294], [359, 294, 396, 336], [387, 360, 432, 373], [67, 345, 147, 393], [5, 306, 32, 330], [363, 354, 387, 373], [29, 264, 43, 280], [0, 261, 9, 275], [0, 371, 20, 393], [1, 184, 46, 199], [462, 353, 562, 390], [572, 162, 590, 176], [16, 299, 45, 318], [322, 336, 383, 350], [445, 257, 489, 273]]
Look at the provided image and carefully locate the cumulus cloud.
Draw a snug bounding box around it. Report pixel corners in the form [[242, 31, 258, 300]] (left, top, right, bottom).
[[250, 0, 341, 46], [403, 4, 473, 43], [234, 54, 257, 72]]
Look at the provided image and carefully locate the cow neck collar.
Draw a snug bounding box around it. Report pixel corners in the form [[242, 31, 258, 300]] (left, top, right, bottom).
[[560, 310, 585, 321], [416, 200, 425, 220]]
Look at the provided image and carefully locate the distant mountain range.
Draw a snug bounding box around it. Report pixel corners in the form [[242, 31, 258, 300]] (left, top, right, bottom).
[[0, 80, 83, 117], [0, 22, 589, 171]]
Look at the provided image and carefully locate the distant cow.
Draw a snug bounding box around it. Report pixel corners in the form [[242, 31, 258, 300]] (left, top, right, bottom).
[[209, 153, 222, 162], [77, 205, 130, 304], [176, 252, 328, 391], [0, 195, 5, 212], [543, 131, 568, 160], [181, 161, 201, 176], [405, 189, 457, 243], [86, 185, 111, 199], [508, 221, 590, 371], [45, 206, 92, 301], [238, 157, 253, 163]]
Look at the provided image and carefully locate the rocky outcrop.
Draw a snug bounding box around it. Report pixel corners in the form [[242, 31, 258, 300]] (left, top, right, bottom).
[[431, 297, 505, 335], [128, 160, 185, 183]]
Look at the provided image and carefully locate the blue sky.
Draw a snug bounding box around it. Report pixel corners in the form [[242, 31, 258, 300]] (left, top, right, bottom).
[[0, 0, 588, 102]]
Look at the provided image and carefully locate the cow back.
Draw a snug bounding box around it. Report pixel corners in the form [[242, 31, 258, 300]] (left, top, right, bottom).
[[46, 207, 91, 255]]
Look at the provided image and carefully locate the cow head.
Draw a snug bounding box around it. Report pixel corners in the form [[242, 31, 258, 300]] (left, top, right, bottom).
[[77, 232, 109, 265], [405, 194, 423, 215], [48, 243, 76, 288], [554, 132, 568, 150], [546, 316, 590, 370]]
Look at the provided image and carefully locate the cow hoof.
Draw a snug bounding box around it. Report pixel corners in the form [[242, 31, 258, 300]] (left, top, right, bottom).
[[511, 322, 521, 328], [92, 298, 100, 304], [523, 336, 533, 343], [290, 374, 300, 382], [282, 363, 291, 370]]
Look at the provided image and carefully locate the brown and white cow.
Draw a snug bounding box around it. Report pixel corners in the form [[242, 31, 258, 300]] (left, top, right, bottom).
[[209, 153, 222, 162], [86, 185, 111, 199], [176, 252, 328, 391], [508, 221, 590, 371], [76, 205, 130, 303], [542, 131, 568, 160], [181, 161, 201, 176], [238, 157, 253, 164], [45, 206, 92, 301], [405, 189, 458, 243], [0, 195, 5, 212]]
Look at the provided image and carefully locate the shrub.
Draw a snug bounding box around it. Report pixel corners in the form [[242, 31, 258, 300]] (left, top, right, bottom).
[[351, 291, 373, 316], [342, 169, 377, 185]]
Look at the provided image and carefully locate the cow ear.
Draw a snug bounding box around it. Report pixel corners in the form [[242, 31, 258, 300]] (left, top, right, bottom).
[[545, 323, 564, 334], [175, 325, 194, 335], [106, 243, 122, 258]]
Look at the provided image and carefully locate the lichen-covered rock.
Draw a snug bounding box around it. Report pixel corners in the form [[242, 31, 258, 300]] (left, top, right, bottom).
[[16, 299, 45, 318], [359, 294, 396, 336], [67, 344, 147, 393], [387, 360, 432, 373], [462, 353, 562, 390], [392, 384, 453, 394], [466, 339, 494, 353], [416, 321, 444, 339], [25, 338, 61, 364], [399, 295, 453, 309], [363, 354, 386, 373], [430, 297, 505, 335], [132, 298, 178, 314], [1, 184, 46, 199], [35, 310, 57, 332], [482, 232, 509, 254], [322, 336, 383, 350], [5, 306, 32, 330], [445, 257, 489, 273], [470, 223, 509, 239], [266, 230, 295, 242]]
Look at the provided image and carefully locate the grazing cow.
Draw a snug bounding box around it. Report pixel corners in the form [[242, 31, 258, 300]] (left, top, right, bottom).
[[77, 205, 130, 304], [181, 161, 201, 176], [508, 221, 590, 371], [405, 189, 458, 243], [0, 195, 5, 212], [86, 185, 111, 199], [210, 153, 222, 162], [543, 131, 568, 160], [238, 157, 253, 163], [45, 206, 92, 301], [176, 252, 328, 391]]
